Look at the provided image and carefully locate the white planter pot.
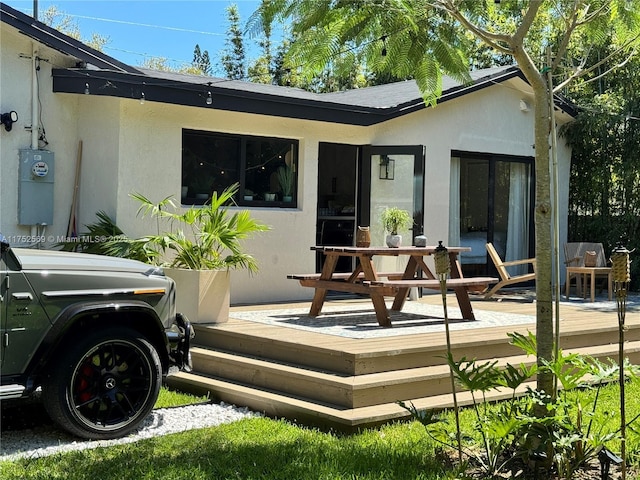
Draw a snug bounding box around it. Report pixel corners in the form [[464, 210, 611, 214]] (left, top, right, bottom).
[[164, 268, 230, 324], [386, 234, 402, 248]]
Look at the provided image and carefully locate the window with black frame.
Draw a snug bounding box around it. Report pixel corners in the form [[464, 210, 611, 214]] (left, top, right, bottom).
[[181, 129, 298, 207]]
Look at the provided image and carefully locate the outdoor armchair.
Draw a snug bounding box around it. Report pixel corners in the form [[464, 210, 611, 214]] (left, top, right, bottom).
[[484, 242, 536, 299]]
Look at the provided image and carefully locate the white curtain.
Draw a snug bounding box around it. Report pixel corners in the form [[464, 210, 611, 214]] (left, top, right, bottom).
[[449, 157, 460, 246], [505, 163, 530, 275]]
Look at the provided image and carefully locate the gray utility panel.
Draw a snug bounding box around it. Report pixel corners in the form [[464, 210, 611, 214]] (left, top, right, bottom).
[[18, 149, 55, 225]]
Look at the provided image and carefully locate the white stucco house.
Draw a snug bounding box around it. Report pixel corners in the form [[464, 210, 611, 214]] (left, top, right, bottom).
[[0, 3, 575, 305]]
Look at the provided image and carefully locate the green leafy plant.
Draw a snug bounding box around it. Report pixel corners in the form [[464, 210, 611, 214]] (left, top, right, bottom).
[[58, 211, 160, 264], [401, 332, 637, 479], [131, 183, 270, 271], [380, 207, 413, 235], [64, 184, 270, 272], [276, 165, 295, 197]]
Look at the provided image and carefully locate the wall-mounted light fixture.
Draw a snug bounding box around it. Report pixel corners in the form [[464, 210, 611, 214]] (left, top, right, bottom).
[[0, 111, 18, 131], [519, 99, 530, 112], [206, 91, 212, 105], [379, 155, 394, 180]]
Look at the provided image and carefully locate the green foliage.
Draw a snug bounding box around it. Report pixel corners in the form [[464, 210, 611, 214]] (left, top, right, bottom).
[[57, 211, 159, 264], [380, 207, 413, 235], [132, 183, 270, 271], [221, 4, 246, 80], [253, 0, 471, 103], [276, 165, 295, 196], [60, 184, 270, 272], [402, 332, 638, 479], [192, 44, 211, 75], [561, 60, 640, 288]]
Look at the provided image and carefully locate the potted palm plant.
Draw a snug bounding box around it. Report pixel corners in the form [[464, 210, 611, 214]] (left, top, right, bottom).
[[380, 206, 413, 247], [120, 183, 269, 323], [57, 185, 269, 323]]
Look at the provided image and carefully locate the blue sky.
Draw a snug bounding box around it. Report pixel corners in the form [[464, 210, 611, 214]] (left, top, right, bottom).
[[8, 0, 270, 74]]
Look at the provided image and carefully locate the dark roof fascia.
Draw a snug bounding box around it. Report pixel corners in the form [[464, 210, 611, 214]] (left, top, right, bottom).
[[52, 68, 392, 126], [390, 66, 524, 115], [52, 66, 576, 126], [0, 2, 139, 74]]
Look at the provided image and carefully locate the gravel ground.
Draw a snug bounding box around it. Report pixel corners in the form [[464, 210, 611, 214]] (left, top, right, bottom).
[[1, 400, 260, 462]]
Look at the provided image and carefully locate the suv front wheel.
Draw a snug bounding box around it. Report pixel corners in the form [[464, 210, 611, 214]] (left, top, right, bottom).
[[42, 327, 162, 439]]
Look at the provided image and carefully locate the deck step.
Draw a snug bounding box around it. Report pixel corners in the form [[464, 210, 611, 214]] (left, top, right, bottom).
[[193, 320, 640, 376], [186, 341, 640, 410], [168, 370, 536, 430]]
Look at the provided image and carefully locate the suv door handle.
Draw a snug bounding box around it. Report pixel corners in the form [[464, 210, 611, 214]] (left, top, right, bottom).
[[12, 292, 33, 301]]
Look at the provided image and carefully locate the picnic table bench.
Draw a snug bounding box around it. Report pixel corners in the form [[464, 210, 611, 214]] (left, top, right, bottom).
[[288, 246, 497, 327]]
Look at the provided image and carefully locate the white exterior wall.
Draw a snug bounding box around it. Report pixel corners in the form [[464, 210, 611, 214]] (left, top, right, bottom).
[[110, 100, 372, 304], [0, 28, 85, 244], [1, 25, 572, 306]]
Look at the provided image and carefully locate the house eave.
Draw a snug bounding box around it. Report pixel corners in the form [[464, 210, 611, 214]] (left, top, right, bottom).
[[51, 66, 576, 126]]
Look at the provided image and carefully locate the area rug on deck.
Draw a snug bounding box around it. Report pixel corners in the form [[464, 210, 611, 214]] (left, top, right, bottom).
[[230, 302, 537, 339]]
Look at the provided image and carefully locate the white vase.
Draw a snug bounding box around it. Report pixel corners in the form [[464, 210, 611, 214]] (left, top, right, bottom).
[[386, 234, 402, 248]]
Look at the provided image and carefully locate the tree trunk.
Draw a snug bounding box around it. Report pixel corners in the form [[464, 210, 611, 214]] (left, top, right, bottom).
[[513, 53, 555, 399]]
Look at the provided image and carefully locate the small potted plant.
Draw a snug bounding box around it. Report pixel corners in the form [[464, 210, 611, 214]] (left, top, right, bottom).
[[380, 207, 413, 247], [276, 165, 295, 202]]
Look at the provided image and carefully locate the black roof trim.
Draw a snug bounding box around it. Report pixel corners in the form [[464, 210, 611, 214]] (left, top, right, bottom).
[[53, 65, 576, 126], [0, 2, 139, 74]]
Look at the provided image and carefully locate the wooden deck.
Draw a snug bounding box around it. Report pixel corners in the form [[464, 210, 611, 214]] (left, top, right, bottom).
[[168, 291, 640, 431]]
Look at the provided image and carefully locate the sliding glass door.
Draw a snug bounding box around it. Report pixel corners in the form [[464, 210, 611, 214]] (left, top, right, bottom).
[[450, 153, 534, 277]]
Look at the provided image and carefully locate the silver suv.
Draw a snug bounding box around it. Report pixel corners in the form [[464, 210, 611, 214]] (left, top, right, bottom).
[[0, 236, 193, 439]]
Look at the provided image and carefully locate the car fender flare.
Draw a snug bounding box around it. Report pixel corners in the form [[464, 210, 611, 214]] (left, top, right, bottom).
[[29, 300, 168, 379]]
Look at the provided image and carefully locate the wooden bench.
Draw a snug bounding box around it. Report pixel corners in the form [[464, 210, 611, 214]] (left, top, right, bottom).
[[287, 272, 405, 281], [364, 276, 498, 291], [288, 272, 407, 297]]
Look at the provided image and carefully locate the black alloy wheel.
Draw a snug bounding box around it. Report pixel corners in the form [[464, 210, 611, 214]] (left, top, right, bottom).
[[43, 327, 162, 440]]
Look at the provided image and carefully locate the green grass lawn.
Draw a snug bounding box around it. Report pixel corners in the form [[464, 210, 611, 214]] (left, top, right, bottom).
[[2, 383, 640, 479], [154, 386, 210, 409]]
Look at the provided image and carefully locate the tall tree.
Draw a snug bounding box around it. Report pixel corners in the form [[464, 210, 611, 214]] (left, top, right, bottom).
[[247, 15, 274, 83], [221, 4, 246, 80], [192, 44, 212, 76], [257, 0, 640, 396]]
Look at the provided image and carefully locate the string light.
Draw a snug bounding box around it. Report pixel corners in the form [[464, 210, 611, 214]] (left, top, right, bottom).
[[140, 82, 146, 104]]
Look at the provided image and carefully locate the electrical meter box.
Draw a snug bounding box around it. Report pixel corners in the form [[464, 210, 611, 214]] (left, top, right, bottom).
[[18, 149, 55, 225]]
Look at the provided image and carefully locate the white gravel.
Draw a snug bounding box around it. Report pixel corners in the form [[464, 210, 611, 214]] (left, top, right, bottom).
[[1, 402, 259, 462]]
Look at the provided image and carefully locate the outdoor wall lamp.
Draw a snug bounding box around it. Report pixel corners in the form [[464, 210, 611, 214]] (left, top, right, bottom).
[[1, 111, 18, 131], [379, 155, 395, 180]]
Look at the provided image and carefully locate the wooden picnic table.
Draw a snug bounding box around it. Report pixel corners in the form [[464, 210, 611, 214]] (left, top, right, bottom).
[[288, 245, 498, 327]]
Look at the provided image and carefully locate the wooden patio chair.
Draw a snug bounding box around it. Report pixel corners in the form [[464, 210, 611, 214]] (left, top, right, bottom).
[[564, 242, 612, 301], [484, 242, 536, 299]]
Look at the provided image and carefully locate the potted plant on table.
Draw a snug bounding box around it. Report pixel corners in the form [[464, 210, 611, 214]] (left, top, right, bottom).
[[380, 206, 413, 248]]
